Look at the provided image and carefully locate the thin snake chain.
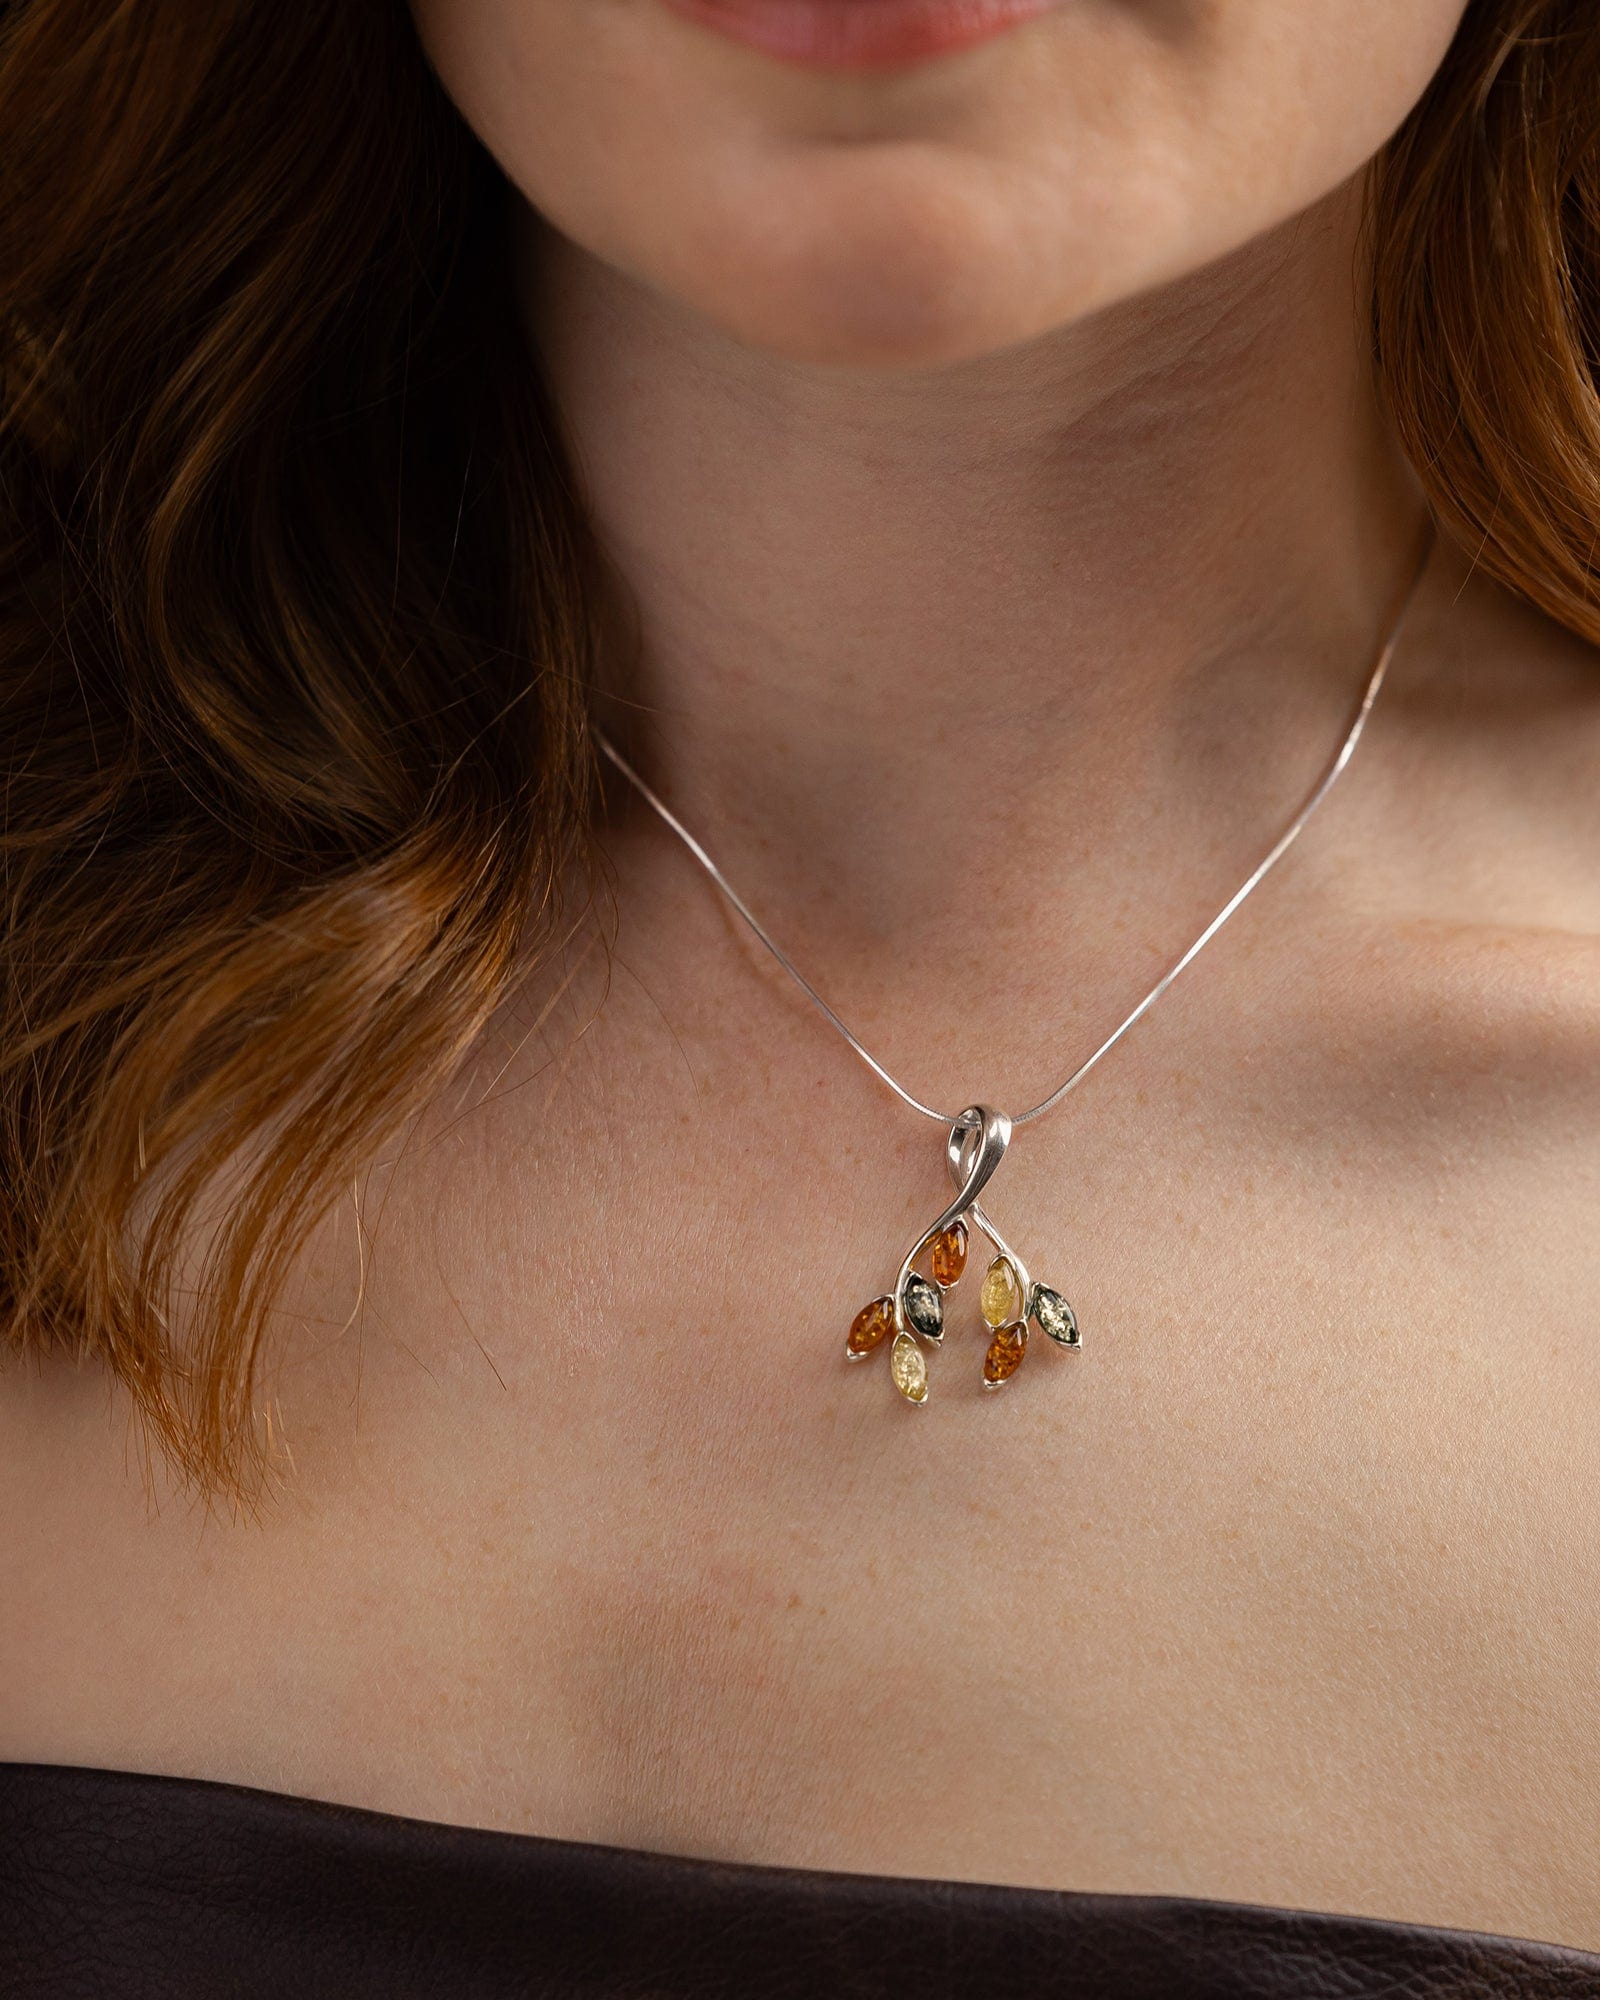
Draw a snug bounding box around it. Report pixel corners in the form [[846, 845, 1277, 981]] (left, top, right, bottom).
[[592, 522, 1438, 1402]]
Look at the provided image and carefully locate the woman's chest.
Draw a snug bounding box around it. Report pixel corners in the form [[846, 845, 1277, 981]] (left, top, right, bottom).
[[6, 1203, 1596, 1953], [523, 1226, 1599, 1944], [5, 931, 1597, 1949]]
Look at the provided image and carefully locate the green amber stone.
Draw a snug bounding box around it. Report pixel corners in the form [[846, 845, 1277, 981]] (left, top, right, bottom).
[[902, 1273, 943, 1339], [1030, 1283, 1080, 1347]]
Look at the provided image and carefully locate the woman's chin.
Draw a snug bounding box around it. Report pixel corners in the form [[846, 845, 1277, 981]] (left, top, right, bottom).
[[640, 163, 1129, 372], [684, 262, 1049, 374]]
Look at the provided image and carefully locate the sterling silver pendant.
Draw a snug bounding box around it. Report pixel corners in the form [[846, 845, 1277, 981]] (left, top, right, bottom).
[[845, 1104, 1081, 1403]]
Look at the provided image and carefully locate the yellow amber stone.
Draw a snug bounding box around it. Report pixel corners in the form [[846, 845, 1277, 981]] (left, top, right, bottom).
[[980, 1255, 1022, 1328], [847, 1295, 895, 1359], [928, 1220, 968, 1288], [983, 1320, 1028, 1386], [890, 1329, 928, 1404]]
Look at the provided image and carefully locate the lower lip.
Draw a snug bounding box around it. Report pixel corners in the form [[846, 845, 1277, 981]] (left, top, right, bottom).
[[658, 0, 1059, 68]]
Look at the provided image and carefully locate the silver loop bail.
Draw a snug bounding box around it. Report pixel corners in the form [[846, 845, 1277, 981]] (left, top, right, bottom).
[[945, 1104, 1012, 1209]]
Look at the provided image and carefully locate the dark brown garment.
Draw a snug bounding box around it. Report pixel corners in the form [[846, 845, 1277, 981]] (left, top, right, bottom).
[[1, 1761, 1596, 1998]]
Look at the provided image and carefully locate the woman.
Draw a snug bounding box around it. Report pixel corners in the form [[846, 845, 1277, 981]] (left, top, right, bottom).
[[2, 0, 1597, 1990]]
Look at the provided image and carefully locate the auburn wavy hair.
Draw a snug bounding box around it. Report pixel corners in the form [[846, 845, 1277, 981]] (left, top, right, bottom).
[[2, 0, 1598, 1501]]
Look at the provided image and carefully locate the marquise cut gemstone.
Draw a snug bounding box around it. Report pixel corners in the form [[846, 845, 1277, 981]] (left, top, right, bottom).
[[902, 1274, 943, 1338], [847, 1295, 895, 1358], [929, 1220, 969, 1287], [980, 1255, 1022, 1328], [1030, 1283, 1080, 1347], [890, 1329, 929, 1403], [982, 1320, 1028, 1386]]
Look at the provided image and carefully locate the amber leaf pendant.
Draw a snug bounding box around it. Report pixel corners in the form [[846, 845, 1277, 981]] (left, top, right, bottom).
[[844, 1104, 1081, 1405]]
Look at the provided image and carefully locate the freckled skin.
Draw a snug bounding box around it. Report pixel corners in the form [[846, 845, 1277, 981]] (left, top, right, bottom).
[[7, 0, 1600, 1961]]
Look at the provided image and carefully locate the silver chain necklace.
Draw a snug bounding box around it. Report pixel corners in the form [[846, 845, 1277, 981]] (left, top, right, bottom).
[[595, 525, 1435, 1407]]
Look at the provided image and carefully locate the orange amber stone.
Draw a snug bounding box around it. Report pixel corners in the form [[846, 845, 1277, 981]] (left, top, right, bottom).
[[928, 1220, 969, 1287], [982, 1320, 1028, 1386], [847, 1295, 895, 1358]]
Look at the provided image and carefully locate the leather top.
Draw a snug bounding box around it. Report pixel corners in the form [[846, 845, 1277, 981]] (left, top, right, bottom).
[[2, 1761, 1596, 1999]]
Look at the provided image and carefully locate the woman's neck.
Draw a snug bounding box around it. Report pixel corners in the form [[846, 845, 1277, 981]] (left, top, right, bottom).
[[520, 170, 1429, 951]]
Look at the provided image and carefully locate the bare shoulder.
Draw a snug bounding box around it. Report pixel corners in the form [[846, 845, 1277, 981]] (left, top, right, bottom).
[[1368, 548, 1600, 947], [0, 1347, 140, 1761]]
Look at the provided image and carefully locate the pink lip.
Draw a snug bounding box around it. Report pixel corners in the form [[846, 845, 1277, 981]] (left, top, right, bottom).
[[658, 0, 1059, 68]]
